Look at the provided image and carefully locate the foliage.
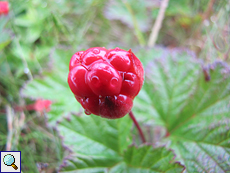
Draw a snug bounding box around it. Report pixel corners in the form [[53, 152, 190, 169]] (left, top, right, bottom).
[[22, 47, 230, 172], [143, 48, 230, 172], [1, 0, 229, 172]]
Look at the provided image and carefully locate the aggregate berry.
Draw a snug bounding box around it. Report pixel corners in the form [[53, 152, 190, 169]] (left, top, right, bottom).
[[68, 47, 144, 119]]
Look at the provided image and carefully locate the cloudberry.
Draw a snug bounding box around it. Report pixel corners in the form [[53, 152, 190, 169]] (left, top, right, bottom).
[[68, 47, 144, 119]]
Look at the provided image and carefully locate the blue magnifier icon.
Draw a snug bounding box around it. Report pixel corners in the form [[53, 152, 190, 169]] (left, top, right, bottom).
[[3, 154, 18, 170]]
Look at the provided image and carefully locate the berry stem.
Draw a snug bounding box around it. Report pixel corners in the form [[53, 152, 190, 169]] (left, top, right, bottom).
[[129, 111, 146, 143]]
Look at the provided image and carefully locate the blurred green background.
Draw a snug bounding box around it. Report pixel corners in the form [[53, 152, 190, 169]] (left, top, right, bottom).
[[0, 0, 229, 172]]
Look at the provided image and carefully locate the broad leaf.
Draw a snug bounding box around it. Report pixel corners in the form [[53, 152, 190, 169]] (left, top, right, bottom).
[[58, 115, 183, 173], [110, 145, 184, 173], [144, 48, 230, 172], [133, 47, 173, 125], [59, 115, 132, 172]]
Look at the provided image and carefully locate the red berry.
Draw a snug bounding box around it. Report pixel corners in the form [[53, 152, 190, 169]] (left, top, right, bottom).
[[82, 96, 100, 115], [0, 1, 9, 15], [81, 47, 107, 66], [68, 65, 95, 97], [99, 94, 133, 119], [87, 62, 122, 96], [106, 48, 131, 71], [121, 72, 140, 97], [68, 47, 144, 119], [69, 51, 84, 70]]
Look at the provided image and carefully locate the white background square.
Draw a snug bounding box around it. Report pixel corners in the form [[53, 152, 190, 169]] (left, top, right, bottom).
[[0, 151, 21, 173]]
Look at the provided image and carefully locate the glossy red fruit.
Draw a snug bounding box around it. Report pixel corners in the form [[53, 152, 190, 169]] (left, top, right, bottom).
[[99, 94, 133, 119], [68, 65, 95, 97], [87, 62, 122, 96], [68, 47, 144, 119], [69, 51, 84, 70], [0, 1, 9, 15]]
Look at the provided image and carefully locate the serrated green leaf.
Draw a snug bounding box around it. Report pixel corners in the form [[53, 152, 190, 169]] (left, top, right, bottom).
[[168, 63, 230, 173], [170, 140, 230, 173], [133, 89, 163, 125], [109, 145, 184, 173], [59, 115, 183, 172], [145, 50, 200, 130], [59, 115, 132, 172], [144, 48, 230, 172], [132, 47, 169, 125]]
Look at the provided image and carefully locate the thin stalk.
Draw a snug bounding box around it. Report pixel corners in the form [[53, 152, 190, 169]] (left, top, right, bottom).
[[148, 0, 169, 47], [123, 1, 145, 46], [6, 105, 13, 151], [129, 111, 146, 143]]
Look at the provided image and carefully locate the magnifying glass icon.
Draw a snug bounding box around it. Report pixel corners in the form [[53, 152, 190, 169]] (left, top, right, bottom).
[[3, 154, 18, 170]]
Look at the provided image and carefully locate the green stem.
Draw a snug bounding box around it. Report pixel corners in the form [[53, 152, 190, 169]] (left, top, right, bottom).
[[123, 1, 145, 46]]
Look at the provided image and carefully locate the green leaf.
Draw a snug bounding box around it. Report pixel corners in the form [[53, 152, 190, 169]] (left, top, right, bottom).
[[0, 18, 11, 51], [14, 7, 50, 27], [58, 115, 183, 172], [134, 47, 165, 67], [145, 49, 200, 130], [168, 62, 230, 173], [59, 115, 132, 172], [126, 145, 183, 173], [144, 48, 230, 172], [133, 47, 172, 124], [166, 0, 191, 16], [110, 145, 184, 173], [21, 49, 80, 124], [25, 25, 43, 43], [133, 89, 164, 125], [0, 38, 11, 51]]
